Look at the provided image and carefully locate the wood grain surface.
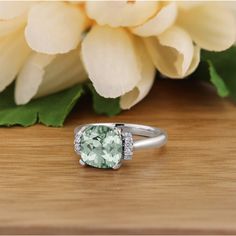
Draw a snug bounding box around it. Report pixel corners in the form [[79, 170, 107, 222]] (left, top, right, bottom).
[[0, 80, 236, 235]]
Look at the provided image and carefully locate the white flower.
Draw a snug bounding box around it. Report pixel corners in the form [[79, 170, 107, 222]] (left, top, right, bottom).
[[81, 1, 236, 109], [0, 1, 235, 110], [82, 1, 174, 109], [0, 1, 88, 105], [135, 2, 236, 80]]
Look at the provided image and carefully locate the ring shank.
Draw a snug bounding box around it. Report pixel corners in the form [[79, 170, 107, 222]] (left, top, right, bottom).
[[117, 124, 167, 150], [75, 123, 167, 150]]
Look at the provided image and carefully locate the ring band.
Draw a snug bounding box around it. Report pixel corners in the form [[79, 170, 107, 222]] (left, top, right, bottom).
[[74, 123, 168, 170]]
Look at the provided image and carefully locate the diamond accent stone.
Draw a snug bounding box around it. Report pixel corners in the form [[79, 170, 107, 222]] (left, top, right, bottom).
[[123, 132, 133, 160], [74, 133, 81, 154], [78, 125, 123, 169]]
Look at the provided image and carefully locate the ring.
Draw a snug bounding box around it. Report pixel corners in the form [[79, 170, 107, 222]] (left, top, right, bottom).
[[74, 123, 168, 170]]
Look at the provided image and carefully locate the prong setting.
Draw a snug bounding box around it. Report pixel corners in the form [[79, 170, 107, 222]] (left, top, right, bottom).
[[79, 159, 86, 166], [112, 162, 122, 170]]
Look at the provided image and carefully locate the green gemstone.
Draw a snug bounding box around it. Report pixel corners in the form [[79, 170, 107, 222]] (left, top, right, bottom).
[[80, 125, 123, 168]]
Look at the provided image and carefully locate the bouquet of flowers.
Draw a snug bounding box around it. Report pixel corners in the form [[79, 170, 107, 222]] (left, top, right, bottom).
[[0, 1, 235, 127]]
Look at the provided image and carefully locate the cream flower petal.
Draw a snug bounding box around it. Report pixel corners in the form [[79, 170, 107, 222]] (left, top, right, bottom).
[[15, 49, 87, 104], [0, 30, 31, 92], [131, 2, 177, 37], [0, 15, 26, 37], [86, 1, 159, 27], [177, 2, 202, 10], [0, 2, 34, 20], [185, 45, 201, 77], [177, 5, 236, 51], [220, 2, 236, 15], [120, 39, 155, 109], [35, 48, 87, 98], [25, 2, 86, 54], [81, 25, 142, 98], [15, 53, 55, 105], [144, 26, 194, 78]]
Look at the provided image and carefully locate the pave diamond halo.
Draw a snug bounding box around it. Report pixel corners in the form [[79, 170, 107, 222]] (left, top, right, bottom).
[[74, 123, 168, 170]]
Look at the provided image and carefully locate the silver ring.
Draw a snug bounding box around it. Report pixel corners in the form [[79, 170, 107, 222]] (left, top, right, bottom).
[[74, 123, 168, 170]]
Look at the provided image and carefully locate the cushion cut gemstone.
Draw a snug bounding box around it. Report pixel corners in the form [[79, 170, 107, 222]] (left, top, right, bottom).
[[79, 125, 123, 169]]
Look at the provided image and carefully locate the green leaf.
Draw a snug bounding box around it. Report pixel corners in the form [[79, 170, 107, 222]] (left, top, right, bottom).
[[207, 60, 230, 97], [198, 47, 236, 101], [87, 83, 121, 116], [0, 84, 83, 127]]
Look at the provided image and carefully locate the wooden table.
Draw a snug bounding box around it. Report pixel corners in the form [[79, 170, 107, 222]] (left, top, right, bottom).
[[0, 80, 236, 235]]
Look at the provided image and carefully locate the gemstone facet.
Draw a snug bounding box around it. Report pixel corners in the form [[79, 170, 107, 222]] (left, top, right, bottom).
[[79, 125, 123, 169]]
